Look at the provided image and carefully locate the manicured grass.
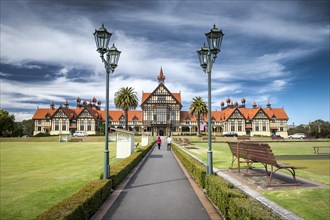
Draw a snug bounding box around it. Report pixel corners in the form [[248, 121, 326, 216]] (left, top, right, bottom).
[[262, 188, 330, 220], [183, 141, 330, 219], [0, 141, 125, 220]]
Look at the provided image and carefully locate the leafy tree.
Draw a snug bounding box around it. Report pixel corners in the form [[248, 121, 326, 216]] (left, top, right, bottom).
[[288, 119, 330, 138], [114, 87, 139, 130], [22, 119, 34, 136], [13, 122, 24, 137], [0, 109, 15, 137], [189, 96, 208, 136]]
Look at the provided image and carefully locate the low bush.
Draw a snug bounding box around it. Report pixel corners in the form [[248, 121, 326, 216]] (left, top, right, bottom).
[[172, 144, 206, 188], [228, 197, 280, 220], [34, 179, 112, 220], [173, 144, 282, 220], [35, 142, 154, 220], [34, 132, 51, 137], [205, 175, 247, 218]]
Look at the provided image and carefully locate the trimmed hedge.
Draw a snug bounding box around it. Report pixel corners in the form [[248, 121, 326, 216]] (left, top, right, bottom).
[[172, 144, 206, 188], [109, 143, 154, 188], [34, 142, 155, 220], [34, 179, 112, 220], [173, 144, 281, 220], [205, 175, 247, 218], [228, 197, 280, 220]]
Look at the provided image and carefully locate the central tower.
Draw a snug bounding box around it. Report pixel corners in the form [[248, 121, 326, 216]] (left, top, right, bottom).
[[141, 68, 182, 136]]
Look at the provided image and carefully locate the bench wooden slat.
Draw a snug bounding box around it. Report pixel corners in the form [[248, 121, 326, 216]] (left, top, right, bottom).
[[227, 141, 299, 186]]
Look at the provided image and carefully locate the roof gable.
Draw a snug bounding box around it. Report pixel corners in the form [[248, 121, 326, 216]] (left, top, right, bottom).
[[141, 83, 182, 107]]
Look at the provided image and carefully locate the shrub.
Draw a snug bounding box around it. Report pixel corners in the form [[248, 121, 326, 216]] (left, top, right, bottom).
[[34, 179, 112, 220], [172, 144, 206, 188], [173, 144, 282, 220], [205, 175, 246, 218], [228, 197, 280, 220], [34, 133, 51, 137]]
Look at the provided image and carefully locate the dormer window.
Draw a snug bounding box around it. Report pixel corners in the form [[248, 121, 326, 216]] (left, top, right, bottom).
[[272, 116, 276, 123], [185, 118, 190, 125], [119, 116, 125, 125], [211, 117, 216, 124], [133, 118, 138, 125]]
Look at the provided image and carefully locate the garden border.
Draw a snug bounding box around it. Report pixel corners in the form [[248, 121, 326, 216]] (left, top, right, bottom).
[[174, 144, 303, 220]]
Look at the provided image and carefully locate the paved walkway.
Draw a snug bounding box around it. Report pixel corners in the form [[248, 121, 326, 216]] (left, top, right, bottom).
[[98, 137, 212, 220]]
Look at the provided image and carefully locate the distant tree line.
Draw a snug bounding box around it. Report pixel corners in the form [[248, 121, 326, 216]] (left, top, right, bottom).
[[288, 119, 330, 138], [0, 109, 34, 137]]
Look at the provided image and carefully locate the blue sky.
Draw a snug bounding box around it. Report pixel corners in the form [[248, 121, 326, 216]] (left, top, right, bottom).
[[0, 0, 329, 125]]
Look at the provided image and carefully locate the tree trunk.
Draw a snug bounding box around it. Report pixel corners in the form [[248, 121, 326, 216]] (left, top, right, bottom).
[[197, 113, 201, 136], [125, 109, 129, 130]]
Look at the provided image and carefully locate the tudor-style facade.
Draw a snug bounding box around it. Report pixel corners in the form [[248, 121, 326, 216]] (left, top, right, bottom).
[[32, 69, 289, 137]]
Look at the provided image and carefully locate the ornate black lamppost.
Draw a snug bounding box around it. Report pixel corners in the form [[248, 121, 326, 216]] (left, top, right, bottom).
[[93, 24, 121, 179], [197, 25, 224, 174]]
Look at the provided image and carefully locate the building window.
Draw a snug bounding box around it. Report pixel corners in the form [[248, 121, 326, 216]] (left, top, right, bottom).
[[55, 120, 59, 131], [38, 126, 41, 131], [87, 120, 92, 131], [133, 118, 138, 125], [171, 111, 176, 121], [255, 121, 259, 131], [119, 117, 125, 125], [238, 120, 242, 131], [211, 118, 215, 124], [38, 120, 42, 125], [109, 118, 112, 125], [231, 120, 235, 131], [157, 96, 166, 101], [272, 117, 276, 123], [80, 125, 84, 131], [185, 119, 190, 125], [46, 116, 50, 122], [262, 121, 267, 131], [280, 127, 284, 132], [62, 124, 66, 131]]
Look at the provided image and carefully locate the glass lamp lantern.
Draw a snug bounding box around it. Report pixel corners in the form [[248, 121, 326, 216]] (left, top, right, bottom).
[[93, 24, 112, 55], [197, 43, 209, 72], [107, 44, 121, 69], [205, 24, 224, 56]]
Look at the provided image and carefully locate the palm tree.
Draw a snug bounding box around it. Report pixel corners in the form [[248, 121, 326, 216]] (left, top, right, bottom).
[[189, 96, 208, 136], [114, 87, 139, 130]]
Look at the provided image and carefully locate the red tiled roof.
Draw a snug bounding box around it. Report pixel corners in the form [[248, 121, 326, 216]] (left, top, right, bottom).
[[263, 108, 289, 120], [141, 93, 151, 103], [32, 108, 57, 120]]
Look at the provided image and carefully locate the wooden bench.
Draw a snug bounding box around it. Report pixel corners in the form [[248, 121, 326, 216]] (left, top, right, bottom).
[[237, 136, 250, 141], [183, 138, 194, 146], [71, 138, 83, 142], [271, 136, 284, 140], [227, 142, 299, 186], [313, 146, 330, 154], [202, 136, 216, 141]]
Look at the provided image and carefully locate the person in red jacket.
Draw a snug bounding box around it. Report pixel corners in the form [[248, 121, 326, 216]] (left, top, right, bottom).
[[156, 137, 162, 150]]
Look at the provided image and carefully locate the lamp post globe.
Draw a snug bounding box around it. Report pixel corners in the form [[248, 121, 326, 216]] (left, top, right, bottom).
[[93, 24, 112, 55], [93, 24, 121, 179], [197, 25, 224, 175], [205, 24, 224, 57]]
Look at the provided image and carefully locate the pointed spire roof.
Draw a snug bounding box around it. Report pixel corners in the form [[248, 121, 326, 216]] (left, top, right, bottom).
[[157, 67, 165, 84]]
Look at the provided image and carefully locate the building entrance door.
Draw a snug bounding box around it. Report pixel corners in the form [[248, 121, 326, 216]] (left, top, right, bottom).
[[159, 129, 164, 136]]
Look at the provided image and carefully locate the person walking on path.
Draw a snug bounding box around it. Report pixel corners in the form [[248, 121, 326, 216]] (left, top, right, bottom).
[[156, 136, 162, 150], [167, 135, 172, 151]]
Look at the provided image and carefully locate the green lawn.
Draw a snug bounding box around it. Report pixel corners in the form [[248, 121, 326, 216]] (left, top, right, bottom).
[[184, 141, 330, 220], [0, 141, 120, 220]]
